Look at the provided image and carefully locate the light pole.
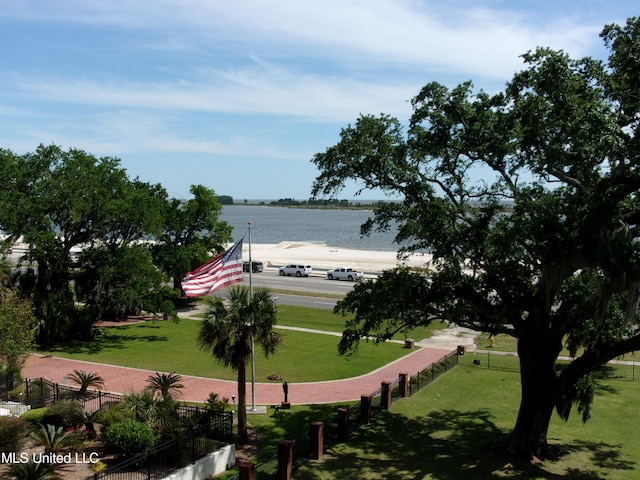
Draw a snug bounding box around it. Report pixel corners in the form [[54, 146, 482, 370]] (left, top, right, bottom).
[[248, 221, 257, 412]]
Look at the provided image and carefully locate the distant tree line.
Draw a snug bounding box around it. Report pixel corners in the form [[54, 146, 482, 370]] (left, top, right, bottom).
[[270, 197, 374, 208]]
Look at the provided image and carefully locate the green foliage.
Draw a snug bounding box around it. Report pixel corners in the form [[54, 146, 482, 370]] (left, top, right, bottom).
[[0, 147, 231, 344], [152, 184, 232, 291], [0, 292, 36, 390], [96, 403, 134, 433], [65, 369, 105, 394], [74, 244, 169, 320], [216, 195, 234, 205], [0, 415, 29, 452], [41, 400, 86, 429], [199, 285, 282, 445], [7, 460, 61, 480], [311, 17, 640, 458], [205, 392, 229, 412], [20, 407, 48, 426], [30, 423, 82, 453], [146, 371, 184, 401], [103, 419, 154, 456]]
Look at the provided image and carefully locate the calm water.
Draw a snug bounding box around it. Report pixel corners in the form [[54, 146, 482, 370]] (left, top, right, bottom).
[[220, 205, 401, 251]]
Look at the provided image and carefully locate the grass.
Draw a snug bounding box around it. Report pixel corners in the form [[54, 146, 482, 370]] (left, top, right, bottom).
[[476, 331, 640, 363], [255, 362, 640, 479], [32, 299, 640, 479], [277, 305, 445, 341], [37, 307, 426, 383]]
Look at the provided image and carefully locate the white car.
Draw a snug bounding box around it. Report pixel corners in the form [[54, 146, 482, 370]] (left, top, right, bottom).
[[279, 264, 312, 277], [327, 267, 364, 281]]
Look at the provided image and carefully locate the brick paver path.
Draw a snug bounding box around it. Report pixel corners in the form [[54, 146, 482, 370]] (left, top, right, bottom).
[[23, 345, 453, 406]]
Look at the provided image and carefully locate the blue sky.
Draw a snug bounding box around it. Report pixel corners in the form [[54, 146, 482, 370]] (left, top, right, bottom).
[[1, 1, 637, 201]]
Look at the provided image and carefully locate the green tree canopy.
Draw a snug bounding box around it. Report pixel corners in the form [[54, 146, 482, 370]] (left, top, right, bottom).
[[152, 184, 232, 291], [0, 291, 36, 391], [0, 145, 232, 344], [311, 17, 640, 460]]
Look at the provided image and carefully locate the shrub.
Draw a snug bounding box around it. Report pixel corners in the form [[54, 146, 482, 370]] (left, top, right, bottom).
[[8, 460, 59, 480], [104, 419, 154, 456], [0, 416, 30, 452], [205, 392, 229, 413], [42, 400, 86, 429], [20, 407, 48, 426], [30, 423, 82, 453], [96, 403, 133, 434]]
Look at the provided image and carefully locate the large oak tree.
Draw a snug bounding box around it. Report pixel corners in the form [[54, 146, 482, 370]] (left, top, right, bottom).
[[0, 145, 232, 344], [311, 18, 640, 459]]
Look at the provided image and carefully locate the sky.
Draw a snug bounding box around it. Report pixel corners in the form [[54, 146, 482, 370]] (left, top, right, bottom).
[[1, 1, 637, 201]]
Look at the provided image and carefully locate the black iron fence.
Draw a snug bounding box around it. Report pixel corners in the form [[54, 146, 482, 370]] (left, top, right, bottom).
[[16, 377, 232, 441], [89, 422, 230, 480], [459, 350, 640, 381]]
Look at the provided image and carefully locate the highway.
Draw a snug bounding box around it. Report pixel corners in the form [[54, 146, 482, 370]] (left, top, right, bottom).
[[239, 267, 364, 309]]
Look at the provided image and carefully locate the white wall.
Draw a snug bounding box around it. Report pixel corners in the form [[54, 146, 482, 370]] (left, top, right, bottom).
[[162, 444, 236, 480]]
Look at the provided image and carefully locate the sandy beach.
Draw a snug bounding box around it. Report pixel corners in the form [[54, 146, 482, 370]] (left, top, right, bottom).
[[7, 238, 432, 274], [245, 241, 432, 273]]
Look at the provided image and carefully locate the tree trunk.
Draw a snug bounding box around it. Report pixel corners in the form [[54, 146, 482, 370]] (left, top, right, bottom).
[[506, 331, 561, 459], [237, 360, 249, 445]]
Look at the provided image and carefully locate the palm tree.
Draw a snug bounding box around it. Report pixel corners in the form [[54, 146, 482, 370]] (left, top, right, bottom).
[[146, 371, 184, 401], [66, 369, 105, 394], [198, 285, 282, 445]]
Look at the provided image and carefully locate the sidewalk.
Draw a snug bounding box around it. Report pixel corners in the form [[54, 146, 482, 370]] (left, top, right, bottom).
[[22, 345, 456, 406], [22, 311, 478, 406]]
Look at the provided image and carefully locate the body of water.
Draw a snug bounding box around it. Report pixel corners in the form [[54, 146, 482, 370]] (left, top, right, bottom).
[[220, 205, 401, 251]]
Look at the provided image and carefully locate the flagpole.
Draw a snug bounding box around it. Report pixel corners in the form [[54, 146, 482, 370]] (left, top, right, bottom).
[[248, 221, 256, 412]]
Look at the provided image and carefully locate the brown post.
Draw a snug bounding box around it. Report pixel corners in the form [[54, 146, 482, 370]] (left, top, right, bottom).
[[277, 440, 294, 480], [381, 381, 391, 410], [238, 461, 255, 480], [337, 407, 350, 441], [309, 422, 324, 460], [398, 373, 409, 398], [360, 395, 372, 424]]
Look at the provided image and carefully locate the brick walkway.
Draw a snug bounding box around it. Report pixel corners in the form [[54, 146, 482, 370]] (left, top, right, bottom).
[[22, 345, 453, 406]]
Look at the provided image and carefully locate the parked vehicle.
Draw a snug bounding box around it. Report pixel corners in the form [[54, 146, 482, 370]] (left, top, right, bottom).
[[243, 261, 264, 273], [327, 267, 364, 281], [279, 264, 312, 277]]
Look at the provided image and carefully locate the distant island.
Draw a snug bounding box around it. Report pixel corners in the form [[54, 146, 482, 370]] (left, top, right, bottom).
[[216, 196, 386, 209]]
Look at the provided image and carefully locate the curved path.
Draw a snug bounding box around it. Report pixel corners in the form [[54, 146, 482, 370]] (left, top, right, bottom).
[[23, 344, 455, 406]]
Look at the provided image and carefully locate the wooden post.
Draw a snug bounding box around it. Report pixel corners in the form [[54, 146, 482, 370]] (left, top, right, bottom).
[[360, 395, 372, 424], [309, 422, 324, 460], [238, 461, 255, 480], [337, 407, 350, 441], [381, 381, 391, 410], [277, 440, 294, 480], [399, 373, 409, 398]]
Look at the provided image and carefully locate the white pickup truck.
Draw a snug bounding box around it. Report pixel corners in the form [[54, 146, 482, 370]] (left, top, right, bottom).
[[326, 267, 364, 281]]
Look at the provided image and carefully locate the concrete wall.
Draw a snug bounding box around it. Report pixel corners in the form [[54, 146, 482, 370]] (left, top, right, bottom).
[[162, 444, 236, 480]]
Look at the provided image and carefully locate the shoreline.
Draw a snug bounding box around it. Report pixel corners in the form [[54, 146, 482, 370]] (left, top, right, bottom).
[[243, 241, 431, 272]]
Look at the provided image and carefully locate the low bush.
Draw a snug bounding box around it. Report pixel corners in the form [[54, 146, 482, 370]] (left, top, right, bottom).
[[20, 407, 48, 426], [42, 399, 86, 429], [0, 416, 30, 452], [96, 403, 133, 433], [104, 419, 154, 456]]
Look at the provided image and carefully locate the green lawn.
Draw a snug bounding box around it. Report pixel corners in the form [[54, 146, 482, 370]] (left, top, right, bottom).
[[267, 363, 640, 479], [38, 318, 409, 383]]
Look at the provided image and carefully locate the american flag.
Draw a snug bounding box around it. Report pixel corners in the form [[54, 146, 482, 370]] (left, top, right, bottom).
[[181, 238, 244, 297]]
